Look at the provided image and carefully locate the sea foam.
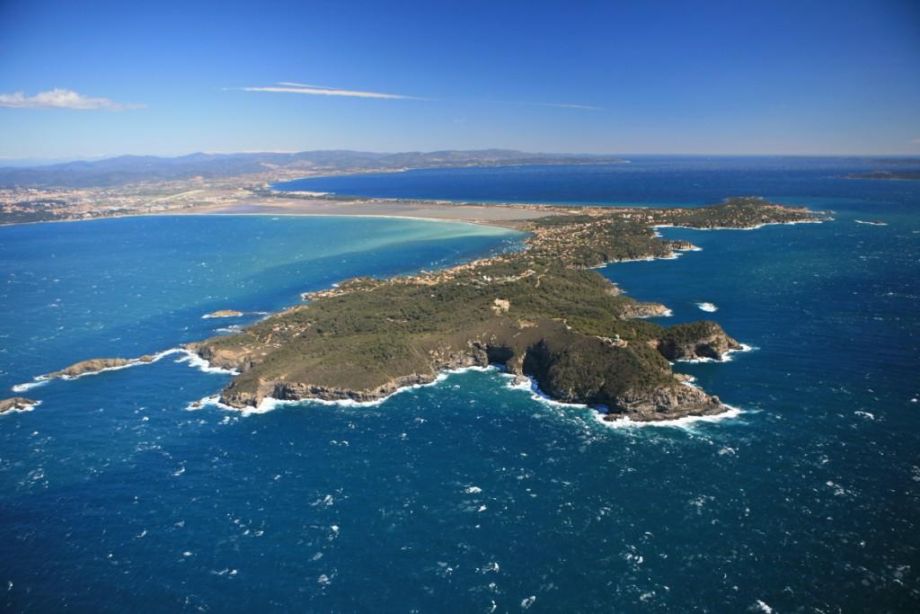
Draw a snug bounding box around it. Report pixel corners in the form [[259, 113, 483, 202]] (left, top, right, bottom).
[[653, 218, 826, 233], [11, 378, 50, 393], [675, 343, 755, 364], [12, 348, 237, 393], [173, 351, 239, 375], [12, 348, 187, 391], [597, 404, 743, 429], [503, 373, 590, 409], [0, 399, 42, 415], [192, 365, 499, 416]]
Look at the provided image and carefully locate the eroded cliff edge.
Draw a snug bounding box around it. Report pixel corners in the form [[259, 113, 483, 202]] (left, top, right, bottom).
[[183, 197, 822, 422]]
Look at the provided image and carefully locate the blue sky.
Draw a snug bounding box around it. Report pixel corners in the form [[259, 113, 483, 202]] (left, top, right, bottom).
[[1, 0, 918, 159]]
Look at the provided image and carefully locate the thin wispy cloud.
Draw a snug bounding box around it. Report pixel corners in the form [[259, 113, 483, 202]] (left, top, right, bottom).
[[237, 82, 598, 110], [0, 88, 142, 110], [240, 82, 421, 100], [487, 99, 604, 112], [533, 102, 604, 111]]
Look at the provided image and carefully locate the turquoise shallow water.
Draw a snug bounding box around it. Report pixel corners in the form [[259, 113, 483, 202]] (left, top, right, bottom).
[[2, 162, 920, 612], [0, 215, 517, 389]]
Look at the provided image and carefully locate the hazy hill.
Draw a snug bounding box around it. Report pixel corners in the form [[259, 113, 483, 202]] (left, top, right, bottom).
[[0, 150, 626, 188]]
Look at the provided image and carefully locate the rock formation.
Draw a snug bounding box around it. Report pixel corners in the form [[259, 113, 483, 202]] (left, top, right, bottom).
[[0, 397, 38, 413]]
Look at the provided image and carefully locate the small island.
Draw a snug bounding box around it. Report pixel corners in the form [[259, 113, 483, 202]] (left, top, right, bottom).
[[847, 170, 920, 181], [0, 397, 39, 414], [203, 310, 245, 319]]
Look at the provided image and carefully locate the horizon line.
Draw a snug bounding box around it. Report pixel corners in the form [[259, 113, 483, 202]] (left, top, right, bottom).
[[2, 150, 918, 166]]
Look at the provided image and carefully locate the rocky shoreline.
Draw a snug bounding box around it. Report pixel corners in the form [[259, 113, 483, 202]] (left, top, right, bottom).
[[190, 320, 740, 422], [48, 356, 157, 379], [12, 349, 195, 392]]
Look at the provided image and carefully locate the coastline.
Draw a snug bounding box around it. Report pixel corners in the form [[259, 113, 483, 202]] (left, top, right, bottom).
[[182, 198, 823, 420], [14, 331, 747, 428], [164, 197, 559, 230], [0, 198, 555, 237], [37, 346, 748, 430], [9, 196, 826, 425], [12, 347, 238, 393], [0, 166, 834, 235]]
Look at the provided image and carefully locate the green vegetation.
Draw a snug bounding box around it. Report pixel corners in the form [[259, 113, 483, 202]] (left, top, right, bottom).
[[0, 200, 72, 224], [649, 196, 820, 228]]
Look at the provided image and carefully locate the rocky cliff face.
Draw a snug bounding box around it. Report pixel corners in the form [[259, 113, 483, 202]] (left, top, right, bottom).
[[604, 382, 724, 422], [513, 334, 725, 420], [656, 321, 742, 361], [204, 317, 735, 422], [619, 302, 672, 319], [214, 341, 495, 409], [188, 343, 255, 372]]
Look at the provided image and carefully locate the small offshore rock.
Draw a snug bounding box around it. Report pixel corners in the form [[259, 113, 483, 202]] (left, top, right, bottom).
[[0, 397, 38, 413]]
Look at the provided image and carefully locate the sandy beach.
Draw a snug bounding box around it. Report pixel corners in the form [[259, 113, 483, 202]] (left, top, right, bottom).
[[172, 197, 560, 229]]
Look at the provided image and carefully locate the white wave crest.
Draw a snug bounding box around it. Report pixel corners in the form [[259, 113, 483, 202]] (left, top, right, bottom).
[[598, 404, 743, 429], [654, 218, 825, 232], [503, 373, 590, 409], [634, 307, 673, 319], [186, 394, 273, 416], [12, 348, 187, 391], [193, 365, 499, 415], [675, 343, 755, 364], [61, 348, 187, 379], [173, 351, 239, 375], [615, 252, 681, 264], [505, 368, 748, 430], [0, 399, 42, 415], [11, 378, 49, 393]]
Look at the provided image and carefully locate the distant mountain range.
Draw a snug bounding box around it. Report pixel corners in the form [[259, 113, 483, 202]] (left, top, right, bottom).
[[0, 150, 627, 188]]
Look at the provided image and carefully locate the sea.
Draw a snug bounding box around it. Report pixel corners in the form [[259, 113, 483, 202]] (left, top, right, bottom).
[[1, 157, 918, 612]]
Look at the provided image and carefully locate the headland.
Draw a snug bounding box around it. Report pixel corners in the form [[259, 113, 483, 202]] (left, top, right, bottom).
[[19, 197, 824, 423]]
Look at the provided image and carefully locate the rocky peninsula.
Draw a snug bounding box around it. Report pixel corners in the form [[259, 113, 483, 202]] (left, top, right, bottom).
[[23, 197, 822, 422], [182, 197, 821, 422]]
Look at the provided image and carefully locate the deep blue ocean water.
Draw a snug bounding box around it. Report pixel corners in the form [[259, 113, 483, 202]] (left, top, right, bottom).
[[3, 160, 920, 612], [275, 156, 920, 212]]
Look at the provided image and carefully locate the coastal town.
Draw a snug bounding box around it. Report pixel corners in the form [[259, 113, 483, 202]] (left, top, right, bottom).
[[0, 170, 297, 224], [0, 149, 627, 225]]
